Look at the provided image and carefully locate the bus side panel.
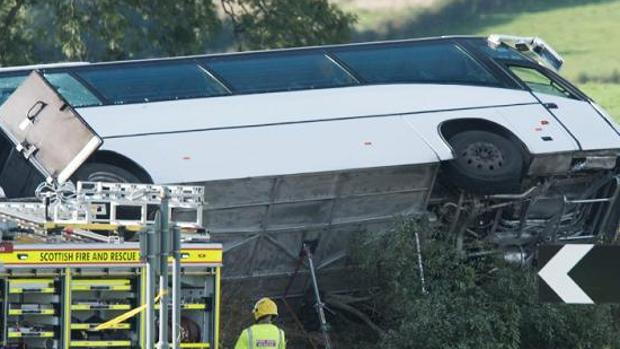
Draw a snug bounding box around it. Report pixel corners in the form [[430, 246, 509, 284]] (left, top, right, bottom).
[[78, 84, 538, 138], [532, 93, 620, 151], [404, 104, 580, 160], [100, 116, 440, 183]]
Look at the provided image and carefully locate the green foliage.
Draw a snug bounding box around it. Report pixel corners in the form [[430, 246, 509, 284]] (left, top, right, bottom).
[[0, 0, 221, 64], [55, 0, 88, 60], [580, 83, 620, 121], [0, 0, 35, 65], [221, 0, 355, 50], [51, 0, 222, 60], [0, 0, 355, 66], [351, 218, 620, 349]]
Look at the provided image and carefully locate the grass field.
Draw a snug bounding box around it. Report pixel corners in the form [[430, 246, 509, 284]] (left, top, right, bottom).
[[468, 1, 620, 119], [343, 0, 620, 118]]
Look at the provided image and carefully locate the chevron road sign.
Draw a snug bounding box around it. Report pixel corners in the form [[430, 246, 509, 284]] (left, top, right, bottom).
[[538, 245, 620, 304]]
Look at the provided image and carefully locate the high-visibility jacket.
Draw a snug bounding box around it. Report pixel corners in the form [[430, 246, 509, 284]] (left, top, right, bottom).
[[234, 323, 286, 349]]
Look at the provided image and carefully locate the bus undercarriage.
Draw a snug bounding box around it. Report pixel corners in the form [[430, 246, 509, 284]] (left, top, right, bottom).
[[434, 169, 620, 265], [191, 159, 620, 297]]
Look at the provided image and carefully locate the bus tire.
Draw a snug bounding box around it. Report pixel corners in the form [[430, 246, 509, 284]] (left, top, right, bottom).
[[73, 162, 141, 183], [443, 130, 523, 194]]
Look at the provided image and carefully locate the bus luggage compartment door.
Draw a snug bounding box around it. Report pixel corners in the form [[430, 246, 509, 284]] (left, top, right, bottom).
[[0, 71, 102, 185]]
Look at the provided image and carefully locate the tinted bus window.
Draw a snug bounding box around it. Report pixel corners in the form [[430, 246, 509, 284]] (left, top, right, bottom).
[[332, 43, 499, 86], [0, 75, 26, 105], [472, 41, 531, 62], [204, 53, 358, 94], [45, 73, 102, 107], [77, 63, 229, 105], [509, 66, 575, 99]]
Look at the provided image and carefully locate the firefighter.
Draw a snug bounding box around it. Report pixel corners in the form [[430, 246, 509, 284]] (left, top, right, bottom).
[[234, 297, 286, 349]]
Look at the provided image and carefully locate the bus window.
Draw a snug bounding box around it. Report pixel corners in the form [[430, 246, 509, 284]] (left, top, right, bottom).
[[470, 41, 531, 62], [204, 53, 358, 94], [332, 42, 500, 86], [44, 73, 102, 107], [0, 75, 27, 106], [76, 63, 229, 105], [508, 66, 574, 99]]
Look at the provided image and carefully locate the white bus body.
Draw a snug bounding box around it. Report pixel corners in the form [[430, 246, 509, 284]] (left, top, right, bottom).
[[83, 84, 588, 183]]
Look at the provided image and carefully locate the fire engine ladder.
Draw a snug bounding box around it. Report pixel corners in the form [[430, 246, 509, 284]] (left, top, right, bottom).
[[0, 181, 206, 241]]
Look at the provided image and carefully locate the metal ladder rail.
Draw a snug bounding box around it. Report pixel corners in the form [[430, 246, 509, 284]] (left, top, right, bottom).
[[0, 182, 205, 233]]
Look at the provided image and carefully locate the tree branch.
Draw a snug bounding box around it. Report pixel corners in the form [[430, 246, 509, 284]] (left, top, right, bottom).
[[220, 0, 244, 50], [0, 0, 25, 65], [326, 295, 386, 336], [1, 0, 25, 32]]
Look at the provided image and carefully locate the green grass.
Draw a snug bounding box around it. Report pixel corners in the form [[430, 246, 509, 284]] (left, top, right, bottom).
[[348, 0, 620, 119], [468, 1, 620, 82], [469, 1, 620, 119], [581, 83, 620, 119]]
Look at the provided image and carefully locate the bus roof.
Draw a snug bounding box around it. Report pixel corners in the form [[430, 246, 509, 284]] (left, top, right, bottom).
[[0, 36, 531, 108], [0, 62, 90, 73]]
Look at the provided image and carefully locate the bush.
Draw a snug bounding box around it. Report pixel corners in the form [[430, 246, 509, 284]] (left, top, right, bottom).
[[578, 70, 620, 84], [349, 218, 620, 349]]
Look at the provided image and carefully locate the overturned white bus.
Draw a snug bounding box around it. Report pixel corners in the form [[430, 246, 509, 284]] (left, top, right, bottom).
[[1, 35, 619, 295]]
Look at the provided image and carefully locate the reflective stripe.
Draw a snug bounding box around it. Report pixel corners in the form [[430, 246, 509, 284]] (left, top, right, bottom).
[[248, 327, 254, 349], [246, 324, 283, 348]]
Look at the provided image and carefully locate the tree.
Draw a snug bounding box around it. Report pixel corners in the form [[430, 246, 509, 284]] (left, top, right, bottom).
[[220, 0, 355, 50], [49, 0, 222, 61], [349, 218, 620, 349], [0, 0, 355, 67], [0, 0, 34, 66]]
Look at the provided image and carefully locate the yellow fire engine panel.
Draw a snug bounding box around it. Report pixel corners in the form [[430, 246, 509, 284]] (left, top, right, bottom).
[[0, 242, 222, 349], [0, 244, 222, 266], [70, 340, 132, 347], [8, 330, 55, 338], [71, 303, 132, 311], [8, 278, 56, 294]]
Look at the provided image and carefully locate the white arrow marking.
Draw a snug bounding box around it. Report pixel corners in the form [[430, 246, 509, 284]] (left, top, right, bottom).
[[538, 244, 595, 304]]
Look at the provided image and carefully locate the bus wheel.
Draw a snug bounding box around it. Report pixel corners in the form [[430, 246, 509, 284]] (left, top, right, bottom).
[[443, 130, 523, 194], [73, 162, 141, 183]]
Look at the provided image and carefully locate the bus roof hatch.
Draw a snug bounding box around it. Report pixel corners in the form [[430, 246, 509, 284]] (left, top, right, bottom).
[[488, 34, 564, 71]]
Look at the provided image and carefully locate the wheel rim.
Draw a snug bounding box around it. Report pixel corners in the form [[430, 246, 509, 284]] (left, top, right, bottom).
[[460, 141, 505, 173], [86, 171, 129, 183]]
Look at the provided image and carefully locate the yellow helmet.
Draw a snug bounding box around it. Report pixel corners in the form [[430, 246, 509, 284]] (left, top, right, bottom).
[[252, 297, 278, 320]]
